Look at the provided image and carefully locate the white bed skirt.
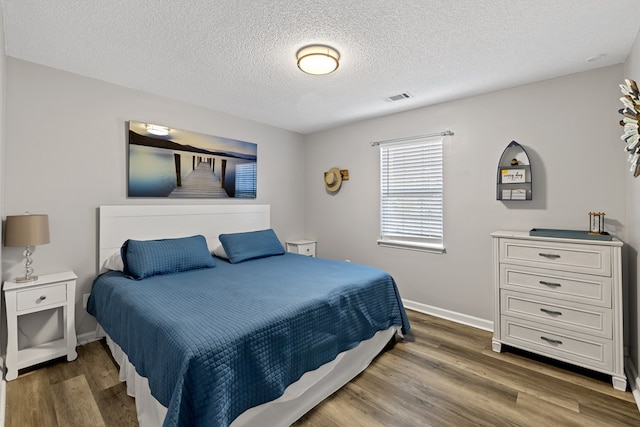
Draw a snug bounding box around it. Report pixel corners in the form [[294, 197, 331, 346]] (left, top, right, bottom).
[[102, 325, 400, 427]]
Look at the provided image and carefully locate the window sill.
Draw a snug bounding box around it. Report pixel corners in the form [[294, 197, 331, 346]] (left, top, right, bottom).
[[377, 239, 446, 254]]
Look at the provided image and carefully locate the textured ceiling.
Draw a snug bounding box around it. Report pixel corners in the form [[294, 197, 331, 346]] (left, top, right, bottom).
[[2, 0, 640, 134]]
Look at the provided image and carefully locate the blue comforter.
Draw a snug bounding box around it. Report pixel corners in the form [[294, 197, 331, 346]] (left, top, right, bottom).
[[88, 253, 409, 427]]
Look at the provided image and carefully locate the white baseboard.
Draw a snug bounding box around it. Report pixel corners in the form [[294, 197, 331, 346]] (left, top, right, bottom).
[[77, 330, 101, 346], [402, 299, 494, 332], [625, 357, 640, 412]]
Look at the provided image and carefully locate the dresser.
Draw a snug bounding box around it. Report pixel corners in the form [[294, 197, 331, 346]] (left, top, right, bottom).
[[491, 231, 625, 390]]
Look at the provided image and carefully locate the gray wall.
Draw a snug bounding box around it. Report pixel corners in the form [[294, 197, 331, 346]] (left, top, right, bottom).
[[3, 59, 306, 338], [304, 65, 627, 326], [624, 29, 640, 392]]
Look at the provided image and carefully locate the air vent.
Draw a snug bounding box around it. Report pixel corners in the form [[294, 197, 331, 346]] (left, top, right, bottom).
[[387, 92, 412, 102]]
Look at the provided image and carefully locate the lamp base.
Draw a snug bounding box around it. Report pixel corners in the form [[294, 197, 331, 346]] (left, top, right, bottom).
[[15, 275, 38, 283]]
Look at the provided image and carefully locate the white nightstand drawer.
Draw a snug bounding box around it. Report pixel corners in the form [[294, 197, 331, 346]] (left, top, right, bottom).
[[500, 265, 611, 307], [295, 243, 316, 257], [286, 240, 317, 257], [16, 283, 67, 312], [501, 316, 612, 371], [500, 239, 611, 276], [501, 290, 612, 338]]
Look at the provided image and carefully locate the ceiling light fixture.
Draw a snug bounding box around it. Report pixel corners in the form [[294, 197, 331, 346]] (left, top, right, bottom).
[[297, 45, 340, 75], [146, 124, 170, 136]]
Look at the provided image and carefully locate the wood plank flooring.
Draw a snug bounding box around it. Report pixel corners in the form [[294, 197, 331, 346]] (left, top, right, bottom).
[[6, 309, 640, 426]]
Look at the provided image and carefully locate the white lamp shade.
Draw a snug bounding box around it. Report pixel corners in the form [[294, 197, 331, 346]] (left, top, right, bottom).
[[4, 214, 50, 247]]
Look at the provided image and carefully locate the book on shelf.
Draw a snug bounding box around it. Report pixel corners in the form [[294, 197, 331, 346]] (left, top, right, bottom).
[[502, 188, 526, 200]]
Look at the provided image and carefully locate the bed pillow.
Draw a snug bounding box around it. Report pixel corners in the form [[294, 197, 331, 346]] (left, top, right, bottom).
[[212, 242, 229, 260], [102, 251, 124, 272], [121, 235, 216, 280], [219, 228, 285, 264]]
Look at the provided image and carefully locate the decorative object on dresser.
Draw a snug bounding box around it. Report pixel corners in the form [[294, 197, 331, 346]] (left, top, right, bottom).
[[491, 230, 626, 390], [4, 271, 78, 381], [285, 239, 317, 257], [496, 141, 532, 201], [4, 213, 50, 282], [588, 211, 606, 235], [618, 78, 640, 177]]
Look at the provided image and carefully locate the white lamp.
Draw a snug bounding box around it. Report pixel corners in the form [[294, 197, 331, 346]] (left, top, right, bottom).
[[4, 214, 50, 282], [297, 45, 340, 75]]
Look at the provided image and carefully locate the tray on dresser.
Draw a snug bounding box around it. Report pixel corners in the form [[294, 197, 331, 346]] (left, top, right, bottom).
[[529, 228, 613, 241]]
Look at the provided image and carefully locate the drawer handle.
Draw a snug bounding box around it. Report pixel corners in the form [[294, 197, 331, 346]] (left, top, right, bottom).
[[538, 253, 561, 259], [539, 280, 562, 288], [540, 308, 562, 316], [540, 336, 563, 345], [38, 295, 47, 302]]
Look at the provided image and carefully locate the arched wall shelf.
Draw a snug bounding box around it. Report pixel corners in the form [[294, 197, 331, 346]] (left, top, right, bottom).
[[496, 141, 532, 201]]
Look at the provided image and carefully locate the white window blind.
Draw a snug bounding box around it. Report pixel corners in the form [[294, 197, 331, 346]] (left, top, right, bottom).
[[379, 135, 444, 252]]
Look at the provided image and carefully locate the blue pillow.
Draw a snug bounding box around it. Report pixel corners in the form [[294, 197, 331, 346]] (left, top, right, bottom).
[[121, 235, 216, 280], [219, 229, 285, 264]]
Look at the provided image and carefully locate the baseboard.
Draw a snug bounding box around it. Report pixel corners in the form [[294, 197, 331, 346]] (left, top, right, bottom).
[[402, 299, 494, 332], [625, 357, 640, 412], [77, 330, 101, 346]]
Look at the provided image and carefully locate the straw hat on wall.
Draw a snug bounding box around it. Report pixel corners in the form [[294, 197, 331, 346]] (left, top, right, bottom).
[[324, 167, 343, 192]]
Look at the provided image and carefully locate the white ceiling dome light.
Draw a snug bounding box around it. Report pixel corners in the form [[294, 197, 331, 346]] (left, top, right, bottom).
[[297, 45, 340, 75]]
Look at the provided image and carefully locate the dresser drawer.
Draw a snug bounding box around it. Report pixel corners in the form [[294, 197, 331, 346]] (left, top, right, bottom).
[[500, 316, 612, 371], [16, 283, 67, 312], [500, 239, 611, 276], [501, 290, 612, 338], [500, 265, 611, 307]]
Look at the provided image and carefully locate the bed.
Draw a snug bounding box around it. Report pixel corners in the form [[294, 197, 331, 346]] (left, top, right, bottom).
[[87, 205, 410, 427]]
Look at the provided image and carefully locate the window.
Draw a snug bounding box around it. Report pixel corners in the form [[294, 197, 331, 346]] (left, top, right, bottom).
[[378, 135, 444, 252]]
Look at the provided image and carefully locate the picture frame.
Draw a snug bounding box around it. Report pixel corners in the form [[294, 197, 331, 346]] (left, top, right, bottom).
[[501, 168, 526, 183], [127, 121, 257, 199]]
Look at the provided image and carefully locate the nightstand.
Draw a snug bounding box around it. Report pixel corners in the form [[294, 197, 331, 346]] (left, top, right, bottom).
[[4, 271, 78, 381], [286, 240, 317, 257]]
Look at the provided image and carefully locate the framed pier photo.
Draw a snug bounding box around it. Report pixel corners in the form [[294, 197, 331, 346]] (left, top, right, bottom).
[[127, 121, 257, 199]]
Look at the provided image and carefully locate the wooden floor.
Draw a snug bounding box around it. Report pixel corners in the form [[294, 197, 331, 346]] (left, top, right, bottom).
[[6, 310, 640, 426]]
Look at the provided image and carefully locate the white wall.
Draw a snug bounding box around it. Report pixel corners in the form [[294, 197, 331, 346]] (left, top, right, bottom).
[[304, 65, 627, 324], [624, 29, 640, 389], [3, 59, 306, 338]]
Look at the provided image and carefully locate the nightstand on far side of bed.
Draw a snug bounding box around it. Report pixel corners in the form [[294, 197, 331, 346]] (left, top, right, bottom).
[[286, 239, 317, 257], [4, 271, 78, 381]]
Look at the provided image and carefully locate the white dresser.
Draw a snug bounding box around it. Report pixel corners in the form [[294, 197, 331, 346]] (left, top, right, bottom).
[[491, 231, 626, 390]]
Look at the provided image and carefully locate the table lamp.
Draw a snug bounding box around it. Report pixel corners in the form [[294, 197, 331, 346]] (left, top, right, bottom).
[[4, 214, 50, 282]]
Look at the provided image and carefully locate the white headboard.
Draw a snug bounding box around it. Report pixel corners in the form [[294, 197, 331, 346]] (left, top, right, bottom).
[[98, 204, 270, 272]]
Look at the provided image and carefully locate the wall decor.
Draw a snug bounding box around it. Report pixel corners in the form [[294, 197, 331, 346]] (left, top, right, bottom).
[[588, 211, 606, 235], [324, 167, 349, 193], [127, 121, 257, 198], [496, 141, 532, 200], [618, 79, 640, 177]]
